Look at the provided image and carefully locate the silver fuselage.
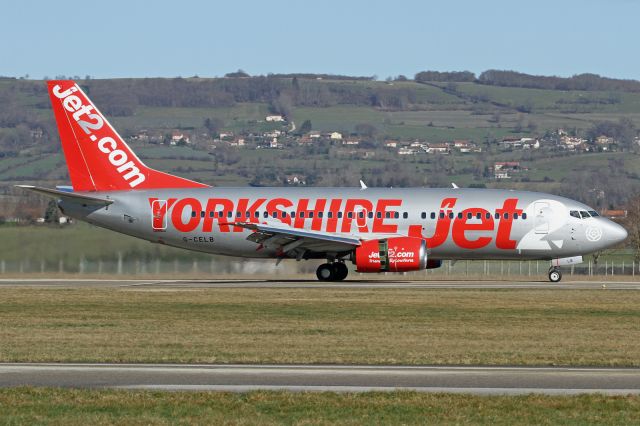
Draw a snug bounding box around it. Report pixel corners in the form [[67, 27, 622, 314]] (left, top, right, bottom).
[[59, 187, 627, 262]]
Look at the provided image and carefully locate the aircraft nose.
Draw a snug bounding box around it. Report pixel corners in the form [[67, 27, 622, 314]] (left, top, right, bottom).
[[605, 221, 628, 244]]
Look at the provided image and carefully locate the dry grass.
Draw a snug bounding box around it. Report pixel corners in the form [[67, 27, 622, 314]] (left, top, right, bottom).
[[1, 287, 640, 366], [1, 388, 639, 425]]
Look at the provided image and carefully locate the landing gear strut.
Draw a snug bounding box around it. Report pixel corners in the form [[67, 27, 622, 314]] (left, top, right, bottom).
[[316, 262, 348, 282], [548, 267, 562, 283]]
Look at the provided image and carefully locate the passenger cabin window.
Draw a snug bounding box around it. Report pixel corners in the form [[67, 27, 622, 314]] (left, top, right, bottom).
[[394, 212, 400, 219], [421, 212, 426, 219], [309, 212, 314, 218], [457, 212, 463, 219], [448, 212, 454, 219], [570, 211, 580, 219], [263, 211, 268, 218], [495, 212, 500, 219], [514, 213, 519, 220], [431, 212, 436, 219], [522, 213, 527, 219], [338, 212, 343, 219], [201, 211, 205, 218], [403, 212, 408, 219], [377, 212, 382, 219], [319, 212, 324, 218], [191, 211, 196, 218], [467, 212, 472, 219], [347, 212, 353, 219], [368, 212, 373, 219], [476, 212, 482, 220], [386, 212, 391, 219], [327, 212, 333, 219], [486, 212, 491, 219], [439, 212, 445, 219], [227, 211, 233, 218]]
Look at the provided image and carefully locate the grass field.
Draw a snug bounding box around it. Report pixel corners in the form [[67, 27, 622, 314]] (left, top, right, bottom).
[[1, 388, 639, 425], [1, 287, 639, 365]]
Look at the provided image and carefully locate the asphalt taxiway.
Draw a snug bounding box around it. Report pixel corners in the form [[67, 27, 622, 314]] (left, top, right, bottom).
[[0, 278, 638, 290], [1, 364, 640, 395]]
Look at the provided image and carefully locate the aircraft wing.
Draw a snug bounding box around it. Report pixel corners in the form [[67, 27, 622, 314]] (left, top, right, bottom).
[[234, 222, 361, 254]]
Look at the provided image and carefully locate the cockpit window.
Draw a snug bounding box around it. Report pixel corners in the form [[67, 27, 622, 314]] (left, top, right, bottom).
[[570, 211, 580, 219], [588, 210, 599, 217], [580, 211, 590, 219]]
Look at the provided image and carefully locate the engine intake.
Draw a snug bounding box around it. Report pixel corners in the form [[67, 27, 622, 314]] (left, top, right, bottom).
[[354, 237, 427, 273]]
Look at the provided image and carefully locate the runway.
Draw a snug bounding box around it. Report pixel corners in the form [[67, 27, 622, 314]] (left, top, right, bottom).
[[1, 363, 640, 395], [0, 278, 639, 290]]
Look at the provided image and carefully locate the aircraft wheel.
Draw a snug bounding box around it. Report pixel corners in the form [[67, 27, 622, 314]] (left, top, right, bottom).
[[333, 262, 349, 281], [316, 263, 336, 281], [548, 268, 562, 283]]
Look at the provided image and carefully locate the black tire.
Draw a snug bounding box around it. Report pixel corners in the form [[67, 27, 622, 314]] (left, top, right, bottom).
[[316, 263, 335, 281], [334, 263, 349, 281], [548, 268, 562, 283]]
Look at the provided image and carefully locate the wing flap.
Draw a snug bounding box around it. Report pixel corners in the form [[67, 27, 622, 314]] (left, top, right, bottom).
[[235, 222, 361, 252]]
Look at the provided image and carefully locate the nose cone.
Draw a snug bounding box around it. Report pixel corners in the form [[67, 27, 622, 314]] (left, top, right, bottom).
[[605, 221, 628, 244]]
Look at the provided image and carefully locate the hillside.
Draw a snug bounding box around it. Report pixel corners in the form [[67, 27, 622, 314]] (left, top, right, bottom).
[[1, 73, 639, 220]]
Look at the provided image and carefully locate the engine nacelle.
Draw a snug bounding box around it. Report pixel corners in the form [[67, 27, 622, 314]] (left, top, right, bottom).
[[354, 237, 427, 273]]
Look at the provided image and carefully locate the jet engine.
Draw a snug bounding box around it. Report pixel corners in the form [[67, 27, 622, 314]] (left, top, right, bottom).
[[354, 237, 427, 272]]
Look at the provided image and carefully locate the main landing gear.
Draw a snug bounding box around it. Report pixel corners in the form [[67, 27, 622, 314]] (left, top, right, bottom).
[[316, 262, 349, 281], [548, 266, 562, 283]]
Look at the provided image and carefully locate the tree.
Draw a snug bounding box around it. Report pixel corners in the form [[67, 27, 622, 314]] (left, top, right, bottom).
[[354, 123, 377, 138], [225, 69, 250, 78], [203, 117, 224, 136], [43, 200, 60, 224], [299, 119, 312, 134]]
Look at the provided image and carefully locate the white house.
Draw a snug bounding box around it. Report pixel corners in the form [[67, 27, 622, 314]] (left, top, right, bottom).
[[266, 115, 284, 122], [330, 132, 343, 140]]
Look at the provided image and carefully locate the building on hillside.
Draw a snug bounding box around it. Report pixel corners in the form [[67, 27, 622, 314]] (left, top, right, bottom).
[[343, 138, 360, 146], [501, 137, 539, 150], [453, 140, 482, 153], [398, 147, 418, 155], [330, 132, 343, 140], [170, 131, 190, 145], [426, 143, 450, 154], [265, 115, 284, 122], [286, 175, 306, 185], [309, 131, 322, 139], [493, 161, 521, 179], [384, 140, 398, 148], [560, 135, 586, 150], [595, 135, 615, 151], [601, 209, 627, 219]]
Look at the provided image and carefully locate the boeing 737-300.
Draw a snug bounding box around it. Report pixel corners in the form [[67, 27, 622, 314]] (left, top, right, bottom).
[[19, 81, 628, 282]]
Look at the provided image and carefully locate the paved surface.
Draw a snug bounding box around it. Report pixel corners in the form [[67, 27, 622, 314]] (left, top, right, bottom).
[[1, 364, 640, 395], [0, 278, 638, 290]]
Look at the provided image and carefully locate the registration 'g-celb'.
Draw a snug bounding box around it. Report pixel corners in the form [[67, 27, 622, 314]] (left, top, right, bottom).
[[20, 81, 628, 282]]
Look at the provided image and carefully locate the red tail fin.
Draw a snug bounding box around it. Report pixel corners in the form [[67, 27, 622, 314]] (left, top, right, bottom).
[[48, 80, 208, 191]]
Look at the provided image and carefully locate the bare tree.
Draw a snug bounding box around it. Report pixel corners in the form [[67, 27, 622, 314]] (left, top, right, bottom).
[[624, 195, 640, 261]]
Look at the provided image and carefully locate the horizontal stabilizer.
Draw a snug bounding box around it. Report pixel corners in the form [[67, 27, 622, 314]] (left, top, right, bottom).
[[15, 185, 113, 206]]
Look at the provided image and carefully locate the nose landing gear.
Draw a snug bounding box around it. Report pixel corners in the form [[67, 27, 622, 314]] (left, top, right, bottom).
[[316, 262, 349, 281], [548, 267, 562, 283]]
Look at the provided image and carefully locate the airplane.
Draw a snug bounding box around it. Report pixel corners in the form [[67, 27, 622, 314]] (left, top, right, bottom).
[[19, 80, 628, 282]]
